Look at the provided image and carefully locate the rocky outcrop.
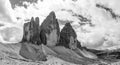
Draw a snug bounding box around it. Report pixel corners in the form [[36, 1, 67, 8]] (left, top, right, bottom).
[[21, 17, 41, 45], [40, 11, 60, 46], [21, 21, 30, 42], [56, 22, 77, 49], [29, 17, 41, 45], [20, 17, 47, 61], [38, 12, 90, 64], [20, 11, 61, 62], [55, 22, 98, 59]]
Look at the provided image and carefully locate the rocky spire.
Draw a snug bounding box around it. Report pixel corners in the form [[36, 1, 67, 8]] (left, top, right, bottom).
[[35, 17, 40, 27], [20, 17, 47, 61], [40, 11, 60, 46], [56, 22, 77, 49], [21, 17, 41, 45], [21, 22, 30, 42]]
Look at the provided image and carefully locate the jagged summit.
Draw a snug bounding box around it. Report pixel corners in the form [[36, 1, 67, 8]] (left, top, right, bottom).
[[31, 17, 34, 21], [21, 17, 41, 45], [61, 22, 77, 38], [48, 11, 56, 20], [35, 17, 40, 26], [40, 11, 58, 32], [20, 11, 60, 61], [20, 17, 47, 61], [21, 22, 30, 42], [57, 22, 77, 49], [40, 11, 60, 46]]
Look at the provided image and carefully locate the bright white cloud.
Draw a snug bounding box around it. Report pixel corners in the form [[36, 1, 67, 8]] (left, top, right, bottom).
[[0, 0, 23, 43], [0, 0, 17, 23]]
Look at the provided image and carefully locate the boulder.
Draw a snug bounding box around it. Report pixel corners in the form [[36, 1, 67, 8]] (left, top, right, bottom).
[[40, 11, 60, 46]]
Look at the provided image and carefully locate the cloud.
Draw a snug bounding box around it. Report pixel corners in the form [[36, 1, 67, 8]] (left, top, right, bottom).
[[0, 0, 23, 43], [0, 27, 23, 44], [0, 0, 16, 23]]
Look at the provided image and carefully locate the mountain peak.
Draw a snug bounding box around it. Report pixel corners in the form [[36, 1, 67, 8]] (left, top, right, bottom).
[[31, 17, 34, 22], [57, 22, 77, 49], [49, 11, 56, 19], [40, 11, 60, 46], [22, 17, 41, 45]]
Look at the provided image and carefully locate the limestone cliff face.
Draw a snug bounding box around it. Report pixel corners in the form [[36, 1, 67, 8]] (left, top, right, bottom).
[[57, 22, 77, 49], [22, 17, 41, 45], [20, 17, 47, 61], [40, 11, 60, 46]]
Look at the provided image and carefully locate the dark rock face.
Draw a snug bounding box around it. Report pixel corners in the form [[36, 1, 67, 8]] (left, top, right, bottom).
[[35, 17, 40, 27], [40, 11, 60, 46], [21, 22, 30, 42], [30, 17, 41, 45], [57, 23, 78, 49], [22, 17, 41, 45], [20, 17, 47, 61], [76, 40, 82, 49]]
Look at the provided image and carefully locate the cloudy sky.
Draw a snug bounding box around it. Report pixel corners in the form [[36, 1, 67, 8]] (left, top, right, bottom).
[[0, 0, 120, 50]]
